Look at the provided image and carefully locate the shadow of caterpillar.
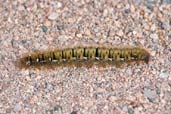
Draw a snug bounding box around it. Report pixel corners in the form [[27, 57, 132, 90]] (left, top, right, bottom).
[[16, 47, 150, 69]]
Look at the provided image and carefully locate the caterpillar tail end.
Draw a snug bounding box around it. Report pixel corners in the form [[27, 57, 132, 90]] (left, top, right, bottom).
[[144, 52, 151, 64]]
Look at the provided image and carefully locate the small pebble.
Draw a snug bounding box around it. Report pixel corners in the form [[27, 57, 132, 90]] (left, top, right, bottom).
[[150, 50, 156, 56], [108, 96, 117, 102], [56, 2, 62, 8], [132, 30, 137, 35], [103, 9, 108, 17], [94, 28, 99, 33], [71, 111, 77, 114], [76, 33, 82, 38], [18, 5, 25, 11], [124, 8, 131, 14], [160, 69, 169, 78], [53, 105, 62, 112], [122, 105, 128, 112], [47, 109, 53, 114], [144, 23, 150, 30], [150, 24, 156, 31], [161, 21, 170, 30], [14, 103, 21, 112], [146, 4, 154, 11], [48, 12, 58, 20], [128, 108, 134, 114], [156, 89, 161, 95], [117, 30, 124, 36], [45, 82, 54, 91], [44, 20, 52, 26], [57, 25, 65, 30], [160, 0, 171, 4], [40, 25, 48, 32], [145, 0, 157, 10], [58, 35, 70, 43], [131, 0, 141, 5], [84, 29, 91, 36], [144, 88, 157, 103], [150, 33, 158, 42]]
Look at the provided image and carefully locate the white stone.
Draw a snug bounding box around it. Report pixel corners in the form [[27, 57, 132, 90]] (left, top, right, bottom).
[[103, 9, 108, 17], [160, 69, 169, 78], [150, 33, 158, 42], [144, 88, 157, 100], [57, 2, 62, 8], [14, 103, 21, 112], [76, 33, 82, 38], [151, 24, 156, 31], [58, 35, 70, 43], [117, 30, 124, 36], [108, 96, 117, 102], [48, 12, 58, 20], [132, 30, 137, 35]]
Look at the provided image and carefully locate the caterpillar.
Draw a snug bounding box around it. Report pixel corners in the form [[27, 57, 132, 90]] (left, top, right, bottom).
[[16, 46, 150, 69]]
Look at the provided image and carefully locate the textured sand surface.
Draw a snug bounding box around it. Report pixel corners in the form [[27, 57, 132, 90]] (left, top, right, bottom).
[[0, 0, 171, 114]]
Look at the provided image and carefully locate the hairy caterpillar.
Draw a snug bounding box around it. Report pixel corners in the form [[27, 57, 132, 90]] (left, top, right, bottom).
[[16, 46, 150, 69]]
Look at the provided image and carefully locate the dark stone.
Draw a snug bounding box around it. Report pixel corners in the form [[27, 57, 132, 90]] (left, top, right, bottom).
[[71, 111, 77, 114], [124, 8, 131, 14], [40, 25, 48, 32], [57, 25, 65, 30]]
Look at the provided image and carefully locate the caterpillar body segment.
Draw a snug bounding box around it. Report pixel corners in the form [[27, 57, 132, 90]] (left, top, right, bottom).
[[16, 46, 150, 69]]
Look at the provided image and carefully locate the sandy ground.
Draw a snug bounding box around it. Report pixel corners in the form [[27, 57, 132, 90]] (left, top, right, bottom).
[[0, 0, 171, 114]]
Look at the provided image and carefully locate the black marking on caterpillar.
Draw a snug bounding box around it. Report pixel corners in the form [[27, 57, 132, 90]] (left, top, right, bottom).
[[16, 46, 150, 69]]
